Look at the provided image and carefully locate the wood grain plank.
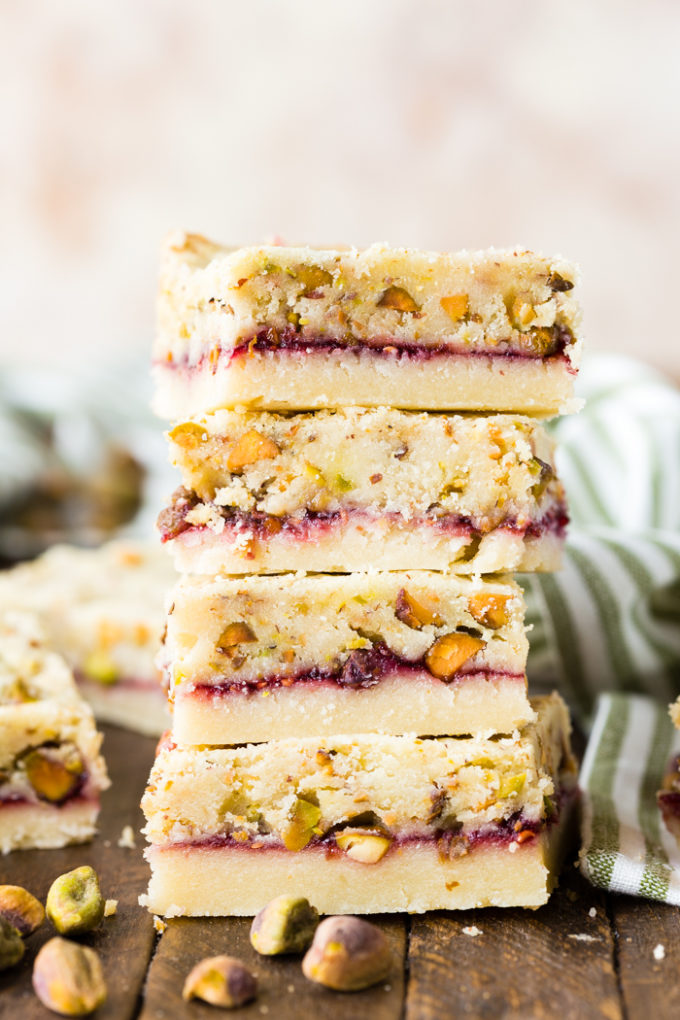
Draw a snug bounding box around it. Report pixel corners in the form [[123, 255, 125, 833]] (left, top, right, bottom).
[[141, 914, 406, 1019], [405, 869, 621, 1020], [611, 893, 680, 1019], [0, 725, 157, 1019]]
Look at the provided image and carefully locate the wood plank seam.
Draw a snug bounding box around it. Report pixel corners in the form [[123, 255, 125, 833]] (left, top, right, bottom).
[[605, 896, 629, 1020]]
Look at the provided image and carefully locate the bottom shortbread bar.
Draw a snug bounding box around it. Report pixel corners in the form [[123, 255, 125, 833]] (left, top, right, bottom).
[[0, 615, 110, 853], [141, 693, 577, 915], [0, 800, 103, 855]]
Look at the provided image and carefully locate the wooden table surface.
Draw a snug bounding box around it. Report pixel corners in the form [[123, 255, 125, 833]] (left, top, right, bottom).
[[1, 724, 678, 1020]]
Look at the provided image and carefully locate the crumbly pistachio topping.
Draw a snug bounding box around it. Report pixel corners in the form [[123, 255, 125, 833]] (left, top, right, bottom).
[[142, 694, 575, 853], [163, 572, 527, 689], [157, 236, 581, 366], [165, 408, 563, 526]]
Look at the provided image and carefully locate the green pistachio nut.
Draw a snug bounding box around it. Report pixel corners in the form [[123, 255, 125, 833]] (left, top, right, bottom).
[[250, 895, 319, 955], [21, 744, 84, 803], [0, 884, 45, 936], [302, 915, 392, 991], [0, 917, 25, 971], [32, 937, 106, 1016], [182, 955, 257, 1008], [46, 867, 105, 936], [282, 796, 322, 852]]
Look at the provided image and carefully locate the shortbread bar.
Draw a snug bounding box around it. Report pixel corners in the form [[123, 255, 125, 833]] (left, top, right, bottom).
[[141, 693, 577, 915], [153, 234, 582, 418], [0, 541, 175, 736], [160, 408, 567, 575], [657, 697, 680, 841], [164, 572, 531, 744], [0, 616, 110, 853]]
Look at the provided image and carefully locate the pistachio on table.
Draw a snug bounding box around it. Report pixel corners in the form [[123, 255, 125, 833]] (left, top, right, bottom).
[[0, 884, 45, 936], [302, 915, 392, 991], [250, 895, 319, 955], [33, 937, 106, 1016], [182, 955, 257, 1008], [46, 866, 105, 936], [0, 916, 25, 972]]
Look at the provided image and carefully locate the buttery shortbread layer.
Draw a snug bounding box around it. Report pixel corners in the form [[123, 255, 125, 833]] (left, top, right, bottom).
[[0, 799, 101, 855], [153, 233, 581, 416], [154, 347, 579, 418], [164, 573, 529, 739], [173, 671, 533, 745], [143, 694, 572, 847], [142, 808, 576, 915], [161, 408, 567, 574], [0, 541, 175, 735], [168, 522, 563, 576], [142, 694, 576, 914]]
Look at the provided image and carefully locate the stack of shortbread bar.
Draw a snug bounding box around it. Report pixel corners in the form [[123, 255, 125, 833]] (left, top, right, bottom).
[[142, 234, 581, 915]]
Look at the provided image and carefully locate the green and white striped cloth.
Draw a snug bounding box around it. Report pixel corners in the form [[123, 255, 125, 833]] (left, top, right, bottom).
[[521, 354, 680, 900], [580, 694, 680, 903], [522, 528, 680, 724]]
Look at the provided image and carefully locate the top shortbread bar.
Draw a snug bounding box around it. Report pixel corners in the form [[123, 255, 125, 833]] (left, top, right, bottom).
[[153, 233, 582, 418]]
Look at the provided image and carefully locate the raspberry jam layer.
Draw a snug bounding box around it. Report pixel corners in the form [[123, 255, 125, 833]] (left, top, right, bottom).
[[155, 786, 577, 858], [186, 648, 523, 696], [233, 325, 574, 359], [158, 489, 568, 545], [160, 324, 576, 370], [164, 810, 548, 856]]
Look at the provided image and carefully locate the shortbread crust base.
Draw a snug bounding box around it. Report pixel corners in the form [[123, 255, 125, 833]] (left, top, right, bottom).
[[142, 798, 575, 916], [168, 523, 563, 576], [0, 799, 100, 854], [153, 350, 580, 418], [173, 671, 533, 745]]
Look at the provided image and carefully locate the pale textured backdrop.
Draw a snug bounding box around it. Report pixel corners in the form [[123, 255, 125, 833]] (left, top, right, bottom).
[[2, 1, 679, 377]]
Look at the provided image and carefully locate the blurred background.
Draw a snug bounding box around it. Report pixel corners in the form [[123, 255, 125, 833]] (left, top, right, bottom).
[[2, 0, 679, 375], [1, 0, 679, 554]]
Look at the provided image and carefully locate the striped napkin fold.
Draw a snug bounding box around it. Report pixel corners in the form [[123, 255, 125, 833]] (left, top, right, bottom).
[[521, 527, 680, 727], [520, 354, 680, 901], [579, 693, 680, 903]]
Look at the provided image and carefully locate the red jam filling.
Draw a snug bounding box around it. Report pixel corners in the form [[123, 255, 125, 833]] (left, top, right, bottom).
[[159, 323, 575, 369], [158, 489, 568, 545], [187, 664, 524, 698]]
